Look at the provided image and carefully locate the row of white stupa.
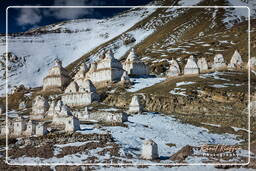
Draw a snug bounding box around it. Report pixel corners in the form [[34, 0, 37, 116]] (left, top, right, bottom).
[[166, 50, 251, 77], [41, 48, 148, 108], [42, 48, 148, 92]]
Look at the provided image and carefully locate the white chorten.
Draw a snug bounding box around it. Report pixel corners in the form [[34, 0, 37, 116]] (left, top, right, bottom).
[[85, 49, 124, 84], [43, 59, 70, 92], [36, 123, 47, 136], [166, 59, 180, 77], [213, 54, 227, 70], [24, 120, 36, 136], [13, 117, 26, 136], [31, 95, 49, 119], [62, 79, 99, 107], [74, 63, 89, 80], [64, 116, 80, 132], [120, 71, 131, 84], [141, 139, 159, 160], [123, 48, 149, 76], [184, 55, 199, 75], [197, 58, 208, 72], [228, 50, 243, 69], [128, 95, 143, 114]]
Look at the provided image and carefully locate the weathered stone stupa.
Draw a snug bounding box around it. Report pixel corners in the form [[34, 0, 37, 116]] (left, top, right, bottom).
[[197, 58, 208, 72], [184, 55, 199, 75], [166, 59, 180, 77], [128, 95, 143, 114], [228, 50, 243, 69], [64, 116, 80, 132], [43, 59, 70, 92], [31, 95, 49, 119], [141, 139, 159, 160], [213, 54, 227, 70], [13, 116, 26, 136], [85, 49, 124, 85], [24, 120, 36, 136], [123, 48, 149, 76], [62, 79, 99, 107], [120, 71, 131, 84], [248, 57, 256, 69], [36, 123, 48, 136]]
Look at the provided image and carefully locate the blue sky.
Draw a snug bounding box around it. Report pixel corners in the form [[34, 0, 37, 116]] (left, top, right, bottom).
[[1, 0, 152, 33]]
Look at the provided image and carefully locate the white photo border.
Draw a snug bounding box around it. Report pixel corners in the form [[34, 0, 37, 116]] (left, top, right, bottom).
[[5, 5, 251, 166]]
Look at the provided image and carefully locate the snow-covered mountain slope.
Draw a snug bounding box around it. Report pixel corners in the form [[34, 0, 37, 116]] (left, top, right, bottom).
[[0, 0, 255, 96], [0, 7, 156, 95]]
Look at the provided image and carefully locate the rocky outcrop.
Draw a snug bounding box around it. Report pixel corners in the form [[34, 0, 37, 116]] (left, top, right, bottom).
[[170, 145, 193, 161], [104, 88, 247, 116]]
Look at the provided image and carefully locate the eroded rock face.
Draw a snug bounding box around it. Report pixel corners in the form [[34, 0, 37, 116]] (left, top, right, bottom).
[[141, 139, 159, 160], [184, 56, 199, 75], [123, 48, 149, 76], [228, 50, 243, 69], [128, 95, 143, 114], [197, 58, 208, 72], [166, 59, 180, 77], [213, 54, 227, 70]]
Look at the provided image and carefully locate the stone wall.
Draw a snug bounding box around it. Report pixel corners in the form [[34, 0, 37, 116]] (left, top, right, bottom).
[[86, 111, 128, 123]]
